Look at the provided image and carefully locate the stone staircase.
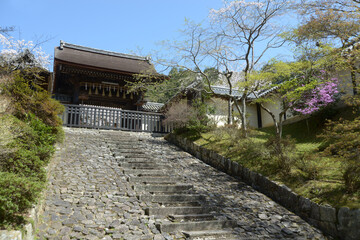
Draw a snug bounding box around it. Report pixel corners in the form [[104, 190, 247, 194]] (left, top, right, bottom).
[[110, 137, 242, 240]]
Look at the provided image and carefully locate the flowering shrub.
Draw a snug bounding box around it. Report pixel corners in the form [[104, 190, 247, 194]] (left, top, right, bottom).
[[293, 79, 339, 114], [291, 71, 339, 115], [0, 34, 50, 70]]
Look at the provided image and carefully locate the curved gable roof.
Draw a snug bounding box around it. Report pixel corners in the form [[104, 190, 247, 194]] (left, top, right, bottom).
[[54, 41, 157, 75]]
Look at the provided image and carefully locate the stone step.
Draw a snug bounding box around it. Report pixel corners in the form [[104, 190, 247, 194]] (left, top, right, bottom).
[[182, 229, 241, 240], [118, 158, 153, 162], [124, 154, 148, 158], [162, 202, 202, 207], [131, 181, 179, 185], [115, 154, 148, 159], [128, 176, 182, 184], [169, 214, 215, 222], [133, 184, 193, 193], [110, 145, 143, 151], [113, 149, 144, 153], [145, 207, 211, 216], [119, 162, 170, 169], [123, 169, 168, 176], [138, 194, 205, 203], [157, 220, 237, 233], [110, 143, 140, 147]]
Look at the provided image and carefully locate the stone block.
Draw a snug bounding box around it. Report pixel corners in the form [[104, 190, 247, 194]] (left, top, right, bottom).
[[249, 171, 258, 189], [195, 151, 201, 160], [277, 185, 291, 208], [242, 167, 250, 184], [268, 181, 281, 202], [319, 205, 336, 223], [256, 174, 268, 193], [337, 207, 360, 240], [318, 221, 337, 237], [231, 161, 239, 176], [307, 218, 321, 229], [224, 159, 231, 174], [200, 147, 206, 159], [298, 196, 311, 219], [219, 157, 225, 171], [310, 202, 320, 220], [287, 191, 300, 213], [254, 172, 265, 191], [237, 164, 243, 179], [205, 148, 211, 159]]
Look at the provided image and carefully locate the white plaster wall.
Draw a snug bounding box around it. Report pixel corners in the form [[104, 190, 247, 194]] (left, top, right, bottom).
[[206, 98, 229, 127], [246, 103, 258, 128], [260, 100, 295, 128], [205, 97, 299, 129], [207, 114, 228, 127]]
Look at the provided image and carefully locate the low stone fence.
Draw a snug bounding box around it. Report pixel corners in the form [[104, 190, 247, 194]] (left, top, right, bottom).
[[165, 133, 360, 240]]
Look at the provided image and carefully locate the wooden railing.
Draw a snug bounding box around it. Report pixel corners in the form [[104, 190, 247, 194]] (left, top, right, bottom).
[[61, 104, 173, 133]]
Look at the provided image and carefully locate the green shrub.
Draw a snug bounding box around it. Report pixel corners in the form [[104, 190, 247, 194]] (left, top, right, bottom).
[[1, 148, 46, 181], [233, 138, 271, 163], [25, 113, 56, 162], [0, 114, 59, 181], [0, 73, 63, 228], [296, 153, 323, 180], [2, 73, 64, 127], [320, 117, 360, 193], [265, 135, 298, 174], [0, 172, 43, 226]]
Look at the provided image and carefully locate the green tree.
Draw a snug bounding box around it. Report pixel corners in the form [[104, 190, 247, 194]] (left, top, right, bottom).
[[320, 116, 360, 193], [292, 0, 360, 94], [251, 59, 339, 171], [163, 0, 291, 136], [144, 68, 196, 103]]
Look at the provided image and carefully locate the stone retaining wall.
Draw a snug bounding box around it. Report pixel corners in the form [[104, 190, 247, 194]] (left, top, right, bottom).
[[165, 133, 360, 240]]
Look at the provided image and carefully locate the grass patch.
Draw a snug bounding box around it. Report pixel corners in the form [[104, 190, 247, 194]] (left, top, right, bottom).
[[178, 108, 360, 209]]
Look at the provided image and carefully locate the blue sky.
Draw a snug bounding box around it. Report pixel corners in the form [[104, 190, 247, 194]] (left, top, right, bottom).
[[1, 0, 295, 71]]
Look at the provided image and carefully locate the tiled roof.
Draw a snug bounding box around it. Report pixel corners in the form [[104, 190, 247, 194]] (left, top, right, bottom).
[[140, 102, 164, 112], [59, 41, 150, 61], [211, 86, 243, 97], [211, 85, 278, 100], [55, 41, 156, 74]]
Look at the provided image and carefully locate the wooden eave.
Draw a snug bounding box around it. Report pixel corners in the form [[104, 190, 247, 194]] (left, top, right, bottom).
[[54, 59, 139, 76], [54, 44, 157, 75]]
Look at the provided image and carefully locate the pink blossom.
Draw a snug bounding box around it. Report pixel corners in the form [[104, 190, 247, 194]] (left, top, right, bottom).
[[292, 76, 339, 115]]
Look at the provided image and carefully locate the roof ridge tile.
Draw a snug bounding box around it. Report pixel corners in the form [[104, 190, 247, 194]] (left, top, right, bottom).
[[60, 40, 149, 61]]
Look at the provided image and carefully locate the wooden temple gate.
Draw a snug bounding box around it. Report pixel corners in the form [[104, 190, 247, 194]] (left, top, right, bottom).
[[51, 41, 171, 133], [61, 104, 172, 133]]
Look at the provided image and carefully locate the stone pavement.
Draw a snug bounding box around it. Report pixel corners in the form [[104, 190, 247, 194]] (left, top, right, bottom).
[[36, 128, 328, 239]]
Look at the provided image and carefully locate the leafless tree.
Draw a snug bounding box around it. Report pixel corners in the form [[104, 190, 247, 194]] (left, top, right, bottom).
[[164, 0, 291, 136]]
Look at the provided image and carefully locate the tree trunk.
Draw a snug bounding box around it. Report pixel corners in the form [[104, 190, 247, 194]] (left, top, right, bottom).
[[260, 104, 283, 151], [259, 104, 291, 173], [240, 97, 247, 137], [233, 98, 247, 137], [278, 112, 283, 139], [228, 98, 233, 125], [274, 121, 282, 152]]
